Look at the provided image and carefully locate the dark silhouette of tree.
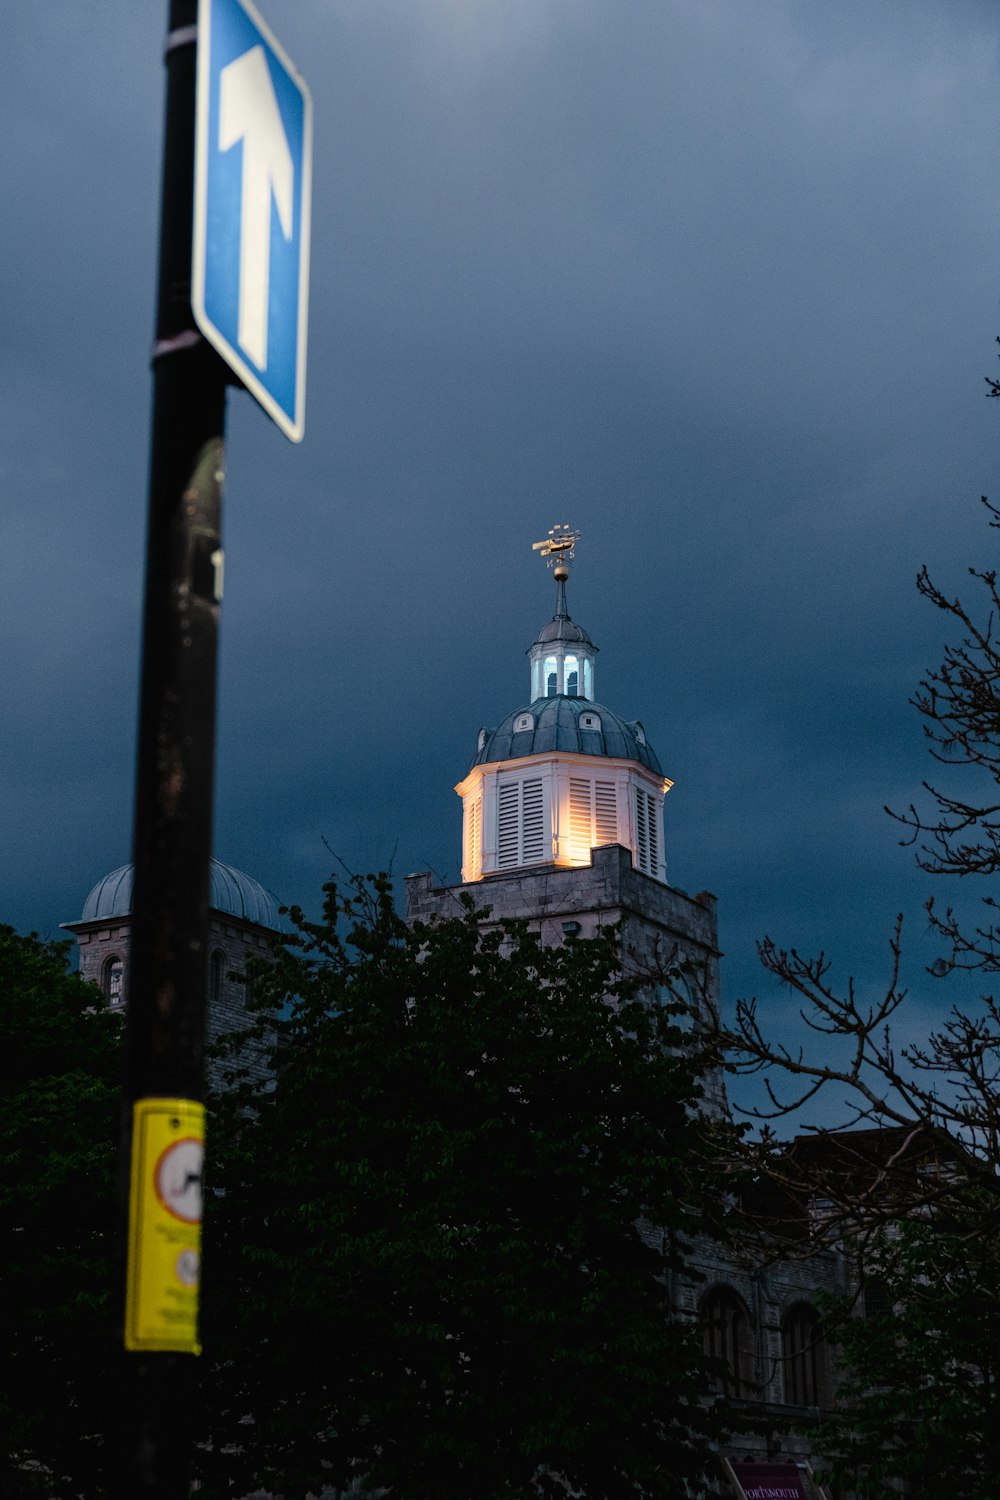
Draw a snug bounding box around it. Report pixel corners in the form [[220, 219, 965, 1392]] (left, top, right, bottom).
[[720, 493, 1000, 1497], [0, 926, 121, 1498], [198, 874, 738, 1500]]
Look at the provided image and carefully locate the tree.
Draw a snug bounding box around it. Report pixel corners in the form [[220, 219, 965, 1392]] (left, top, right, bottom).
[[198, 874, 738, 1499], [0, 925, 121, 1498], [719, 499, 1000, 1494], [813, 1199, 1000, 1500], [727, 501, 1000, 1211]]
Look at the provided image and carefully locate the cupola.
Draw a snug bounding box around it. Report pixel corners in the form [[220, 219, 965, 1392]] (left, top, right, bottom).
[[456, 529, 671, 885]]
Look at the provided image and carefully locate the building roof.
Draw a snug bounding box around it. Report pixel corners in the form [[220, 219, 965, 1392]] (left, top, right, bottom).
[[529, 613, 597, 649], [472, 695, 663, 774], [78, 859, 288, 931]]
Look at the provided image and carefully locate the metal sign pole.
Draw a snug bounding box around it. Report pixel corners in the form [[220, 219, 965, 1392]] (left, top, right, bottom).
[[116, 1, 228, 1491]]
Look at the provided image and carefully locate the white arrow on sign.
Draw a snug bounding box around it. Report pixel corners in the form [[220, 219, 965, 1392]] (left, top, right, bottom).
[[219, 44, 293, 372]]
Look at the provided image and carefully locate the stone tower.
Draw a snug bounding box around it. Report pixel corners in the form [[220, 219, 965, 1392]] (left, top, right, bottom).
[[63, 858, 285, 1077], [405, 534, 724, 1107]]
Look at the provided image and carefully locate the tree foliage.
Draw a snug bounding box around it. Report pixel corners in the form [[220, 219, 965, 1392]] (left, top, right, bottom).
[[719, 499, 1000, 1491], [199, 875, 736, 1499], [815, 1200, 1000, 1500], [0, 926, 121, 1498], [726, 502, 1000, 1216]]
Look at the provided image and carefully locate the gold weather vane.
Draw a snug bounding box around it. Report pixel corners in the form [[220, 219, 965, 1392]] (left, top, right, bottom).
[[531, 524, 581, 582]]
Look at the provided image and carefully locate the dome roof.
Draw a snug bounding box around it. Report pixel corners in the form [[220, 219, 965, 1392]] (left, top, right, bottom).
[[473, 696, 662, 774], [79, 859, 288, 931], [530, 614, 597, 649]]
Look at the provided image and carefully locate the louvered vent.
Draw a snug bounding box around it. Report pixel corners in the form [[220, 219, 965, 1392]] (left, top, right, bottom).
[[569, 778, 592, 846], [635, 788, 658, 876], [594, 781, 617, 844], [522, 779, 544, 863], [498, 779, 545, 868], [570, 777, 619, 853], [464, 793, 482, 880]]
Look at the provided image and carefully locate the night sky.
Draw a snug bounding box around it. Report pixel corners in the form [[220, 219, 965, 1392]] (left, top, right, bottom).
[[5, 2, 1000, 1120]]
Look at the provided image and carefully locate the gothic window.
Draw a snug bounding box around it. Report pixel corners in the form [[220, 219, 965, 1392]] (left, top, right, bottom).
[[782, 1302, 827, 1407], [497, 778, 545, 868], [209, 949, 225, 1005], [635, 787, 659, 877], [564, 655, 579, 697], [103, 956, 123, 1008], [700, 1286, 755, 1397]]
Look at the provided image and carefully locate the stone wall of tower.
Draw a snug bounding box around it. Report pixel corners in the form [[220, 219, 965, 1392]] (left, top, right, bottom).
[[70, 912, 276, 1086], [406, 841, 726, 1115]]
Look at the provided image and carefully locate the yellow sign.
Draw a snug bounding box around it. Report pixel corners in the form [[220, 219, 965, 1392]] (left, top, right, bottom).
[[125, 1097, 204, 1354]]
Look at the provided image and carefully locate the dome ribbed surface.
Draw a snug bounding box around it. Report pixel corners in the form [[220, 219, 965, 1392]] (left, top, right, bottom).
[[473, 697, 662, 774], [80, 859, 287, 930], [529, 615, 597, 648]]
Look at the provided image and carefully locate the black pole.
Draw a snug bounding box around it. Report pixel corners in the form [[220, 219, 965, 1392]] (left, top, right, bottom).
[[115, 3, 229, 1493]]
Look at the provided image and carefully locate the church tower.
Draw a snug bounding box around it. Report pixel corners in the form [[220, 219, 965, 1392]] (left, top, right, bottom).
[[406, 529, 723, 1099], [455, 527, 670, 886]]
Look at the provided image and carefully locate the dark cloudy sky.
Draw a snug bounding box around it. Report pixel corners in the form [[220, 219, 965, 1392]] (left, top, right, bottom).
[[5, 2, 1000, 1116]]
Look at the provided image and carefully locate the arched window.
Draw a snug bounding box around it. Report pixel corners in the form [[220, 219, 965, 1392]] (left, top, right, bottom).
[[544, 655, 557, 697], [564, 655, 579, 697], [700, 1286, 755, 1397], [103, 956, 123, 1008], [782, 1302, 827, 1407], [209, 949, 225, 1006]]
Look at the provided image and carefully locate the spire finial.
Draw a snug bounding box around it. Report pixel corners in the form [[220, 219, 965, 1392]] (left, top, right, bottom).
[[531, 525, 581, 616]]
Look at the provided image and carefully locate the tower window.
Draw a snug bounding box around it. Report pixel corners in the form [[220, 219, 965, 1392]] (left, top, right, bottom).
[[782, 1302, 827, 1407], [497, 778, 545, 868], [514, 713, 534, 733], [635, 788, 660, 877], [209, 949, 225, 1005], [544, 656, 557, 697], [464, 792, 483, 881], [700, 1286, 755, 1398], [103, 956, 123, 1008], [565, 655, 579, 697], [568, 778, 618, 863], [580, 712, 601, 732]]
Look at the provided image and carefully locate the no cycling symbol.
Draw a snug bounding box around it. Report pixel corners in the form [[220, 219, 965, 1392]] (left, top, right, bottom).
[[125, 1097, 205, 1353], [154, 1136, 203, 1223]]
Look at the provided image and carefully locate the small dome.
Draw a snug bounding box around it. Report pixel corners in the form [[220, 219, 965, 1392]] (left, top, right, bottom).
[[473, 697, 662, 774], [80, 859, 288, 931], [530, 614, 596, 649]]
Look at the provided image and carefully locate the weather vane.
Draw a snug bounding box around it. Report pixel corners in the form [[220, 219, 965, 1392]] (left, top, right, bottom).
[[531, 524, 581, 583]]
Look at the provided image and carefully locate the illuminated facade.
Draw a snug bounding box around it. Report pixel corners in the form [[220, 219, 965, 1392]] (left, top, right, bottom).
[[455, 572, 671, 885]]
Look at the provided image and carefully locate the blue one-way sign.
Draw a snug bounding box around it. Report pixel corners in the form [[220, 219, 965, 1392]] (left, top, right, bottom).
[[193, 0, 312, 442]]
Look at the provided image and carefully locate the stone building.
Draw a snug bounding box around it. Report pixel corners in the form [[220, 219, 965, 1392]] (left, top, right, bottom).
[[406, 545, 848, 1479], [65, 537, 849, 1483], [63, 857, 284, 1080]]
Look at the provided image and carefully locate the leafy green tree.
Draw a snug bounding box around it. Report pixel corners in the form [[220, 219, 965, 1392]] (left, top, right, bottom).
[[721, 498, 1000, 1491], [815, 1200, 1000, 1500], [199, 875, 737, 1499], [0, 926, 121, 1498]]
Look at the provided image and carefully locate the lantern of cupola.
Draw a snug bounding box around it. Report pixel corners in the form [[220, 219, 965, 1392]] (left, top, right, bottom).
[[456, 529, 671, 885]]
